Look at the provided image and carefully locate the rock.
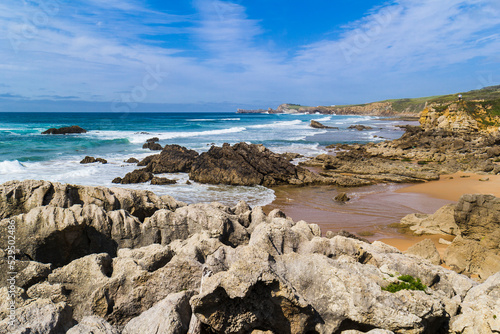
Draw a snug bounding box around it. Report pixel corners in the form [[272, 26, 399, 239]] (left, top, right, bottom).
[[81, 156, 108, 164], [479, 177, 490, 181], [0, 260, 52, 289], [189, 142, 321, 187], [141, 144, 199, 173], [334, 192, 350, 202], [404, 239, 441, 265], [122, 291, 194, 334], [142, 142, 163, 151], [348, 124, 373, 131], [444, 194, 500, 279], [325, 230, 370, 243], [146, 137, 159, 143], [81, 156, 97, 164], [439, 238, 452, 245], [0, 298, 74, 333], [450, 272, 500, 333], [400, 204, 459, 235], [281, 152, 304, 161], [310, 120, 337, 129], [151, 177, 177, 185], [0, 180, 180, 221], [125, 157, 139, 164], [47, 253, 113, 320], [113, 169, 154, 184], [42, 125, 87, 135], [67, 316, 120, 334]]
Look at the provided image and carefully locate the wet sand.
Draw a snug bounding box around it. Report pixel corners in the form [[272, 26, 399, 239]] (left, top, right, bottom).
[[396, 171, 500, 201], [264, 171, 500, 252]]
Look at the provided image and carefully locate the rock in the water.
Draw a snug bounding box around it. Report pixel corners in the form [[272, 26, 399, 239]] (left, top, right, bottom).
[[146, 137, 159, 143], [122, 291, 194, 334], [334, 192, 350, 202], [141, 144, 199, 173], [142, 142, 163, 151], [80, 156, 107, 164], [189, 142, 321, 186], [42, 125, 87, 135], [124, 157, 139, 164], [151, 177, 177, 185], [348, 124, 373, 131], [113, 169, 153, 184], [310, 120, 337, 129], [404, 239, 441, 265]]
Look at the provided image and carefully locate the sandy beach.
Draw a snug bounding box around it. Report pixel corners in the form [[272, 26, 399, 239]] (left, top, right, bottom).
[[265, 171, 500, 252]]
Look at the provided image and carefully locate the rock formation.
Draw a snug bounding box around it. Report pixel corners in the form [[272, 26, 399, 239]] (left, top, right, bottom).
[[139, 144, 199, 173], [348, 124, 373, 131], [310, 120, 337, 129], [0, 180, 498, 333], [42, 125, 87, 135], [80, 156, 108, 164]]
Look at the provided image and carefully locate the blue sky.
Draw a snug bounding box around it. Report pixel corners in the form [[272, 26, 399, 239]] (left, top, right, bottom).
[[0, 0, 499, 110]]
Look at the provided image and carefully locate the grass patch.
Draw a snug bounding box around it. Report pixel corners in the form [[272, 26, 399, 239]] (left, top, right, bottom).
[[382, 275, 427, 293]]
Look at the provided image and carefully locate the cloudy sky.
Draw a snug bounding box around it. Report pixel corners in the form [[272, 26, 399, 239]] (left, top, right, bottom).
[[0, 0, 499, 110]]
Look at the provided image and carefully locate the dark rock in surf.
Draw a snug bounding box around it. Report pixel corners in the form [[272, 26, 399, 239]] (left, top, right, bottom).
[[80, 156, 107, 164], [113, 169, 153, 184], [42, 125, 87, 135], [141, 145, 199, 174], [310, 120, 337, 129], [151, 177, 177, 185], [125, 158, 139, 164], [143, 142, 163, 151], [348, 124, 373, 131]]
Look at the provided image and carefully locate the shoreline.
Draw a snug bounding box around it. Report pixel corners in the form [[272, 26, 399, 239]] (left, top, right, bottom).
[[264, 171, 500, 252]]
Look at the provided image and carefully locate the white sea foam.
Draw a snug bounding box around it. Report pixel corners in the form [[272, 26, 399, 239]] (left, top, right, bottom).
[[88, 127, 247, 144], [313, 116, 332, 122], [248, 120, 303, 129], [0, 160, 26, 174]]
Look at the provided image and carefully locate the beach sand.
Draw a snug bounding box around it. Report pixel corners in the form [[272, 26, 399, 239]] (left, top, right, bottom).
[[264, 171, 500, 252]]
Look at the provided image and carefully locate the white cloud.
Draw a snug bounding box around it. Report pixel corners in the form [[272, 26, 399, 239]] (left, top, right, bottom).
[[0, 0, 499, 106]]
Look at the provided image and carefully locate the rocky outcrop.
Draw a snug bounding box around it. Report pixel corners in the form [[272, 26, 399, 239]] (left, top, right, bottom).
[[124, 157, 139, 164], [348, 124, 373, 131], [404, 239, 441, 265], [444, 194, 500, 280], [310, 120, 337, 129], [400, 204, 459, 235], [150, 177, 176, 185], [1, 181, 499, 333], [112, 169, 153, 184], [139, 144, 199, 173], [42, 125, 87, 135], [142, 142, 163, 150], [80, 156, 108, 164], [189, 142, 322, 187]]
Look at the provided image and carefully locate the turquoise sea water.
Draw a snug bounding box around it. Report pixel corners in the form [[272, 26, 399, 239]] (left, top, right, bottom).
[[0, 112, 410, 206]]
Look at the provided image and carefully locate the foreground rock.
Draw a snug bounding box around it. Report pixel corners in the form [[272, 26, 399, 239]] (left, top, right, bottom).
[[112, 169, 153, 184], [1, 181, 498, 333], [401, 194, 500, 280], [42, 125, 87, 135]]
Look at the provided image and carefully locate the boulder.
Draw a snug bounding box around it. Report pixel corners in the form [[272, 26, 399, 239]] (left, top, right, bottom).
[[400, 204, 459, 236], [334, 192, 350, 202], [67, 316, 119, 334], [112, 169, 154, 184], [444, 194, 500, 279], [151, 177, 177, 185], [42, 125, 87, 135], [404, 239, 441, 265], [146, 137, 159, 143], [124, 157, 139, 164], [142, 142, 163, 151], [348, 125, 373, 131], [310, 120, 337, 129], [189, 142, 321, 186], [80, 156, 107, 164], [450, 272, 500, 333], [141, 144, 199, 173], [122, 291, 194, 334]]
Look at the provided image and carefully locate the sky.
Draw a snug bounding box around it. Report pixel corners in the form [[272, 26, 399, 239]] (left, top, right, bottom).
[[0, 0, 499, 111]]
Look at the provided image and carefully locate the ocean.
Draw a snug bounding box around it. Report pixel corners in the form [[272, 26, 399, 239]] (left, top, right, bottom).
[[0, 111, 412, 207]]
